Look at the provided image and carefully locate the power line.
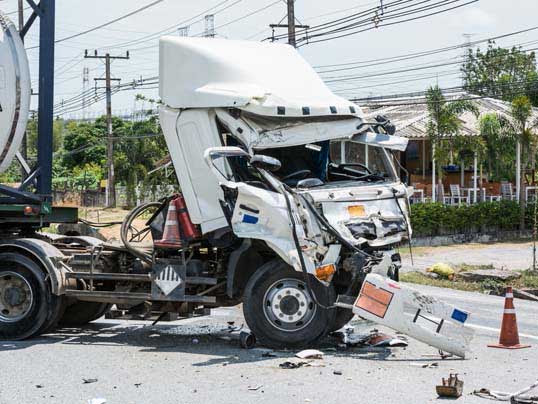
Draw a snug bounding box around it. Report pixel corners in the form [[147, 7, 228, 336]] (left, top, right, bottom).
[[299, 0, 479, 46], [25, 0, 166, 50], [314, 25, 538, 70]]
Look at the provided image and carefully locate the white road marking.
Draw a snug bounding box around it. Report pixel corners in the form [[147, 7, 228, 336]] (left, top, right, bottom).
[[467, 322, 538, 341]]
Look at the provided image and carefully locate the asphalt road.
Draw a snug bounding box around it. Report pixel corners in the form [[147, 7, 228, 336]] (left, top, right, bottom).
[[1, 285, 537, 404]]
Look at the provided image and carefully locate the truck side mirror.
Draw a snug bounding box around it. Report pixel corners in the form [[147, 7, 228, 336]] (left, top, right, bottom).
[[250, 155, 281, 172]]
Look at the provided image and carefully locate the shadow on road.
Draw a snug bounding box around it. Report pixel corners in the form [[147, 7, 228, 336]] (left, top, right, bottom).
[[0, 318, 463, 366]]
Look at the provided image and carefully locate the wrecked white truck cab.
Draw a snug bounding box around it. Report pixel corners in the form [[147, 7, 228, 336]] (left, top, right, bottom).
[[159, 37, 414, 346]]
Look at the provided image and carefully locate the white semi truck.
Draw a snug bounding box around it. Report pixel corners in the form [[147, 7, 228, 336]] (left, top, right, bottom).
[[0, 13, 474, 354]]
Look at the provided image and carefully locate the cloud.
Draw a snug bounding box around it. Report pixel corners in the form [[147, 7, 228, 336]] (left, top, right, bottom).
[[448, 7, 496, 30]]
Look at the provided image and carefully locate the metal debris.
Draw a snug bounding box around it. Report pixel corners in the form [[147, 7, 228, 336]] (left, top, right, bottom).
[[295, 349, 324, 359], [412, 362, 439, 368], [436, 374, 463, 398], [333, 370, 343, 376], [332, 328, 408, 348], [279, 361, 308, 369], [473, 379, 538, 402], [248, 385, 263, 391], [83, 378, 98, 384], [239, 331, 256, 349]]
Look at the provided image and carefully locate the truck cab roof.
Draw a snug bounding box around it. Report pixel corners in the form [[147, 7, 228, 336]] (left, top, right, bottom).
[[159, 36, 361, 119]]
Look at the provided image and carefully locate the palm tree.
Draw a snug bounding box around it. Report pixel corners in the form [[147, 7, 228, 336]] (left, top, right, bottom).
[[425, 86, 478, 200], [496, 95, 538, 230]]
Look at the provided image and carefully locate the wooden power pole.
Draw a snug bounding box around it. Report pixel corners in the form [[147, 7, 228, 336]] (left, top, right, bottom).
[[84, 50, 129, 208], [269, 0, 308, 48], [286, 0, 296, 48]]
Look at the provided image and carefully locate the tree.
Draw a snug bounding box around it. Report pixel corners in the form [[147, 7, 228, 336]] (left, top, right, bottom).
[[462, 41, 538, 106], [496, 95, 538, 229], [478, 113, 516, 182], [425, 86, 478, 197], [62, 120, 106, 170]]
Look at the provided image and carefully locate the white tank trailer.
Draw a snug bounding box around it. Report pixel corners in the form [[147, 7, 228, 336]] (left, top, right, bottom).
[[0, 11, 31, 173]]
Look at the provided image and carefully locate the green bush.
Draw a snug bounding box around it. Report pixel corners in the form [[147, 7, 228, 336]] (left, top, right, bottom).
[[410, 200, 524, 236]]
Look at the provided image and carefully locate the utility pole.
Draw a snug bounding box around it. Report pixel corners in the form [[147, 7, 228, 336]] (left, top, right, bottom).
[[177, 26, 189, 37], [462, 33, 474, 86], [269, 0, 308, 48], [84, 50, 129, 208], [82, 67, 89, 120], [287, 0, 296, 47], [204, 15, 215, 38]]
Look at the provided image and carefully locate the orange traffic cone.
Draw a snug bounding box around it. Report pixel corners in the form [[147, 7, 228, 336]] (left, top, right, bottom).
[[154, 199, 183, 249], [488, 287, 530, 349]]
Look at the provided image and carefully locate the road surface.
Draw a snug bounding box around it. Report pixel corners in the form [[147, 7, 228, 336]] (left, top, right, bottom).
[[1, 284, 537, 404]]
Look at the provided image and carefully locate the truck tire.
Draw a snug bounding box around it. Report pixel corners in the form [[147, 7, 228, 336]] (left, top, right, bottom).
[[59, 302, 112, 326], [0, 253, 56, 340], [243, 259, 335, 348]]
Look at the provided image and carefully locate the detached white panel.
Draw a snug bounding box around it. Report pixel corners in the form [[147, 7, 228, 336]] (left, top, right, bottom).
[[160, 107, 228, 234], [0, 12, 31, 173]]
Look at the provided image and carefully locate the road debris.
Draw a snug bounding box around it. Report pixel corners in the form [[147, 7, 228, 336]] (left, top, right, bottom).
[[473, 379, 538, 402], [412, 362, 439, 368], [513, 288, 538, 302], [35, 385, 44, 389], [427, 263, 455, 280], [248, 385, 263, 391], [239, 331, 256, 349], [337, 273, 475, 358], [333, 370, 343, 376], [436, 374, 463, 398], [279, 361, 308, 369], [261, 350, 277, 358], [332, 328, 408, 348], [458, 269, 521, 282], [83, 378, 98, 384], [88, 399, 107, 404], [295, 349, 324, 359]]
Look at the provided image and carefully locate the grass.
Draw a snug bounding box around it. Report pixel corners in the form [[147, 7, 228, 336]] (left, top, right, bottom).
[[401, 266, 538, 294]]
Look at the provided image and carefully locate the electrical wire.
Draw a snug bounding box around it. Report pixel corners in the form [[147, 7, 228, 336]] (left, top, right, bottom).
[[25, 0, 166, 50]]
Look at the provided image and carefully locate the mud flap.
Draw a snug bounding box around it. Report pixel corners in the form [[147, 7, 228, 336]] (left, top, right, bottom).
[[337, 274, 474, 358]]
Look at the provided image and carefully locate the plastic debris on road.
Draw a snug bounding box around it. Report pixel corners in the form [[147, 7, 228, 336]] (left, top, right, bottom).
[[88, 399, 107, 404], [295, 349, 324, 359]]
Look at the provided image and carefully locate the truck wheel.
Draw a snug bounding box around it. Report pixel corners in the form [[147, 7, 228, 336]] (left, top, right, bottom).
[[0, 253, 52, 340], [59, 302, 112, 326], [243, 259, 335, 348]]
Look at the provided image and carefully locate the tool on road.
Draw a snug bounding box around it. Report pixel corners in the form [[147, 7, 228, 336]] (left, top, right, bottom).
[[488, 286, 531, 350], [436, 374, 463, 398]]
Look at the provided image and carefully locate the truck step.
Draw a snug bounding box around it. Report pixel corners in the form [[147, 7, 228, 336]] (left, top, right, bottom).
[[65, 289, 217, 304]]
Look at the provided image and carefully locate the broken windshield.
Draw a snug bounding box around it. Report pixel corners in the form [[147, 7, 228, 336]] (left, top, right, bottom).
[[261, 140, 398, 188]]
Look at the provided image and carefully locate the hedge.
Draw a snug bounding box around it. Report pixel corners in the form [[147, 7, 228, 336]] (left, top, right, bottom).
[[410, 200, 538, 237]]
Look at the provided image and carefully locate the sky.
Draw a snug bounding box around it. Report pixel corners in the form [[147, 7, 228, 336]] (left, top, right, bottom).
[[1, 0, 537, 119]]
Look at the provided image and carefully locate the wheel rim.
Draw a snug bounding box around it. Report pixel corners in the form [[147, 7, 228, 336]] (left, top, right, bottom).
[[0, 271, 34, 323], [263, 278, 316, 332]]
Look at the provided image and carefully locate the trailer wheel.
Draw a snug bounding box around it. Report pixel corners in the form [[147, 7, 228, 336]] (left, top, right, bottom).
[[0, 253, 53, 340], [59, 302, 112, 326], [243, 259, 335, 348]]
